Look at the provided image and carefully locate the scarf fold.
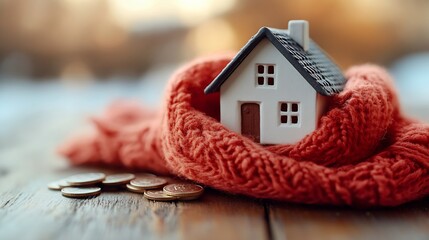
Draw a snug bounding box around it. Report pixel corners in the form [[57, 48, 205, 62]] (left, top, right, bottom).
[[59, 55, 429, 207]]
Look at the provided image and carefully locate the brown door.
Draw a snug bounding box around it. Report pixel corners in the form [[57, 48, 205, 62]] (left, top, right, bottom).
[[241, 103, 260, 143]]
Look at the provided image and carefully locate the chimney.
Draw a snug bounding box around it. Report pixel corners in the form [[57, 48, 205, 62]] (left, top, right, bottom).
[[288, 20, 309, 51]]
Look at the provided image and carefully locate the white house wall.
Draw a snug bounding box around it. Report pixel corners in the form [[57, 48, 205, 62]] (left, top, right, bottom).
[[220, 38, 318, 144]]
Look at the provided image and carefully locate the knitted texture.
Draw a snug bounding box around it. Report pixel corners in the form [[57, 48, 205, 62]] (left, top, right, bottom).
[[59, 55, 429, 207]]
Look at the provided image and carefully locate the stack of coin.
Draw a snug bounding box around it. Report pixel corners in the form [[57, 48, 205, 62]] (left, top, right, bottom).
[[59, 172, 107, 198], [163, 183, 204, 200], [102, 173, 136, 188], [127, 175, 204, 201], [48, 172, 204, 202]]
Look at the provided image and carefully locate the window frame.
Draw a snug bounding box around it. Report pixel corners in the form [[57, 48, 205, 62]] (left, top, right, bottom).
[[279, 102, 300, 126], [255, 64, 276, 88]]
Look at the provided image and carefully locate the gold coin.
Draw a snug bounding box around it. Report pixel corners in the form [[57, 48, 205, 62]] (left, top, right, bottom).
[[61, 187, 101, 198], [130, 177, 167, 190], [126, 184, 146, 193], [102, 173, 135, 186], [66, 173, 106, 186], [144, 189, 178, 201], [163, 183, 204, 198]]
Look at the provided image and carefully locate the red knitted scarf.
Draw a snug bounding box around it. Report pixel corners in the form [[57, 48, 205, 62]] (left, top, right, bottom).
[[59, 55, 429, 207]]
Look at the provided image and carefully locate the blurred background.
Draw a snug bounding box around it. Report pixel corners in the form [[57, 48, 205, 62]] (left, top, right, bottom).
[[1, 0, 429, 133]]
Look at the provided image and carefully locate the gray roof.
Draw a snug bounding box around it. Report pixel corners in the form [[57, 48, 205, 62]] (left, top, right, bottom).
[[204, 27, 346, 96]]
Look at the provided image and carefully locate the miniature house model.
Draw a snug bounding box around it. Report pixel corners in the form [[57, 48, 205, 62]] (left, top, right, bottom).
[[204, 20, 346, 144]]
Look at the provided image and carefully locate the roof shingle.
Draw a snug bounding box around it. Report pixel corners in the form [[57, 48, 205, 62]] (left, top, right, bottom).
[[204, 27, 346, 96]]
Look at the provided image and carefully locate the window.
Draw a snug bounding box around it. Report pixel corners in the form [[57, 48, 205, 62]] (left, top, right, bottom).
[[279, 102, 300, 125], [256, 64, 276, 87]]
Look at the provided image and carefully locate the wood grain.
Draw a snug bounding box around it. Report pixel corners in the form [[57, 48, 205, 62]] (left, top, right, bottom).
[[268, 201, 429, 240], [1, 182, 269, 240], [177, 192, 268, 240], [0, 113, 268, 240]]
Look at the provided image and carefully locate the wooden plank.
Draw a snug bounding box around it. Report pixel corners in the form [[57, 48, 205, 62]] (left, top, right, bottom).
[[0, 112, 269, 240], [268, 201, 429, 240], [0, 176, 269, 240], [177, 192, 268, 240]]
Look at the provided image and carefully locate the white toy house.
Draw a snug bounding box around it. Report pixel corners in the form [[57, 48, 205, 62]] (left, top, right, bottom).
[[204, 20, 346, 144]]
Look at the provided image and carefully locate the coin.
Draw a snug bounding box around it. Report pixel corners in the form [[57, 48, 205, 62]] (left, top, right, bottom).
[[130, 177, 167, 190], [126, 184, 146, 193], [47, 180, 68, 190], [58, 179, 72, 188], [66, 173, 106, 186], [134, 173, 157, 178], [163, 183, 204, 198], [144, 189, 178, 201], [48, 180, 62, 190], [102, 173, 135, 186], [61, 187, 101, 198]]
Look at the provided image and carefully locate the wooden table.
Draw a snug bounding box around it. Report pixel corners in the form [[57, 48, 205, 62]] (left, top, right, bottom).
[[1, 76, 429, 240]]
